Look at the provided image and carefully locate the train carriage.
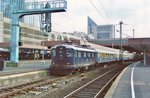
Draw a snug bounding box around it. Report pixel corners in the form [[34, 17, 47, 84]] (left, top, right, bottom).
[[50, 44, 134, 75]]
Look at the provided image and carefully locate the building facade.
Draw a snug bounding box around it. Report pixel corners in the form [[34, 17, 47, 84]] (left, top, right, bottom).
[[97, 25, 115, 39], [0, 0, 40, 27], [87, 16, 115, 39], [0, 12, 47, 47], [87, 16, 97, 39], [48, 31, 82, 41], [0, 12, 3, 43], [0, 12, 81, 47]]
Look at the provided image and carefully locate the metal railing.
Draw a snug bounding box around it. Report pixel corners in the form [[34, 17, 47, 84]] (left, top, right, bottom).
[[18, 0, 67, 11]]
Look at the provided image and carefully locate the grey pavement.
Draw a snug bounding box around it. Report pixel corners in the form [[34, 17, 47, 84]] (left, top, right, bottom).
[[105, 62, 150, 98]]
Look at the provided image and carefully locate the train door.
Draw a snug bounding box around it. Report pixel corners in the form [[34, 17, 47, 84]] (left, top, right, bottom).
[[74, 50, 78, 65]]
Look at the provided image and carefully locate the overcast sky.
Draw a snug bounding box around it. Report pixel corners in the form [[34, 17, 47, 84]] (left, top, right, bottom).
[[51, 0, 150, 38]]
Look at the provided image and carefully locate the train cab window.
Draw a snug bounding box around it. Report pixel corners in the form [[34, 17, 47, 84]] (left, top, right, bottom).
[[58, 50, 63, 57], [66, 49, 73, 57], [51, 49, 56, 57]]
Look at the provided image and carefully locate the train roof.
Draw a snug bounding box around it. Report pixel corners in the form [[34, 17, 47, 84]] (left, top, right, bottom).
[[82, 41, 120, 53], [51, 44, 133, 55], [51, 44, 96, 52]]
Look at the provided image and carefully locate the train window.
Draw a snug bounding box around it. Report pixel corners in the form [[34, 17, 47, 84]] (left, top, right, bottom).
[[106, 54, 108, 57], [51, 49, 56, 57], [75, 51, 78, 57], [58, 50, 63, 57], [88, 53, 90, 57], [100, 53, 102, 57], [66, 49, 73, 57], [103, 53, 105, 58], [107, 54, 109, 58], [84, 52, 86, 57], [92, 53, 94, 57], [78, 52, 81, 57]]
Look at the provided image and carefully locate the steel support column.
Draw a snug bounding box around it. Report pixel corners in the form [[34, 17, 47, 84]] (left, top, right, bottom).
[[10, 13, 20, 62]]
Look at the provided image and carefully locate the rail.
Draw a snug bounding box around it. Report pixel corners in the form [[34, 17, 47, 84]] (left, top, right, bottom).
[[64, 66, 124, 98], [0, 75, 71, 98]]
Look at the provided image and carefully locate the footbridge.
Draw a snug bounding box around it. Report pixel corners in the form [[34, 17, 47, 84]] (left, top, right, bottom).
[[6, 0, 67, 63]]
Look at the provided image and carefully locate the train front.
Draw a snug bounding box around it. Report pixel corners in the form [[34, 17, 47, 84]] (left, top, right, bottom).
[[50, 45, 74, 75]]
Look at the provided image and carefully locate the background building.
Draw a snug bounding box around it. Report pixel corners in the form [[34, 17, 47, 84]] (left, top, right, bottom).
[[2, 14, 48, 46], [97, 25, 115, 39], [87, 16, 115, 39], [0, 12, 3, 43], [0, 12, 82, 47], [0, 0, 40, 27], [87, 16, 97, 39]]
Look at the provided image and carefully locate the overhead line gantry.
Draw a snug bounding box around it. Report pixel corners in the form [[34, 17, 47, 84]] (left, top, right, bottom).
[[10, 0, 67, 63]]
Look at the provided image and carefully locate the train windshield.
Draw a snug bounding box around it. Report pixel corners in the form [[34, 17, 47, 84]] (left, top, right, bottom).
[[66, 49, 73, 57], [51, 49, 56, 57]]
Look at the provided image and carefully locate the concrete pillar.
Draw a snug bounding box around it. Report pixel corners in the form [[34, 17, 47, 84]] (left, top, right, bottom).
[[144, 49, 147, 65]]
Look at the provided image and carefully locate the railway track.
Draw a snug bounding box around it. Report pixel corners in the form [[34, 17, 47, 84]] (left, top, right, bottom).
[[64, 66, 125, 98], [0, 62, 131, 98], [0, 75, 72, 98]]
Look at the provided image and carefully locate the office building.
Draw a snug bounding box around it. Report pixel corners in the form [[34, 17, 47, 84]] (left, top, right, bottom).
[[87, 16, 97, 39], [97, 25, 114, 39], [87, 16, 114, 39]]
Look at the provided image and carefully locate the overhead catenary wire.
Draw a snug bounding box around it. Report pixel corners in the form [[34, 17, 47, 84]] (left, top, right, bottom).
[[88, 0, 105, 21], [96, 0, 108, 18]]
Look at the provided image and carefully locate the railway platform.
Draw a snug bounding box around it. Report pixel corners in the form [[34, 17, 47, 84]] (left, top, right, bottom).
[[0, 60, 51, 89], [105, 61, 150, 98], [2, 60, 51, 71]]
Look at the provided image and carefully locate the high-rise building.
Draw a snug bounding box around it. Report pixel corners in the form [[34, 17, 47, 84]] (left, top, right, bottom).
[[87, 16, 97, 39], [87, 16, 114, 39]]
